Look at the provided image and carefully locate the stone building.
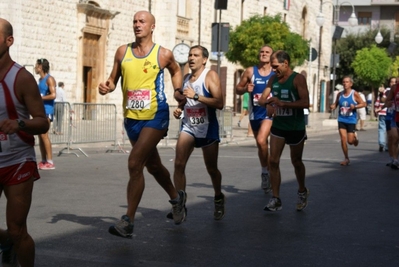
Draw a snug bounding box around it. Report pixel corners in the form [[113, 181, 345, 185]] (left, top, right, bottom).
[[1, 0, 331, 119]]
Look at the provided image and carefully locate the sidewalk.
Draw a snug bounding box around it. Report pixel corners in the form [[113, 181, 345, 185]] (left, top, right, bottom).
[[223, 111, 377, 145], [51, 112, 378, 153]]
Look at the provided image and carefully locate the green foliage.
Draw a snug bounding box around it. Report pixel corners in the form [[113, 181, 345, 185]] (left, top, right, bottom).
[[225, 14, 309, 68], [335, 28, 394, 86], [351, 45, 391, 88]]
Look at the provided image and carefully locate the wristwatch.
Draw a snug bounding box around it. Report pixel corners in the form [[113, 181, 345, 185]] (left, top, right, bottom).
[[16, 119, 26, 129], [193, 93, 199, 101]]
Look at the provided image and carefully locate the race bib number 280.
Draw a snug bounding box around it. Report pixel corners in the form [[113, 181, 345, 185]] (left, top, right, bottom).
[[126, 89, 151, 110]]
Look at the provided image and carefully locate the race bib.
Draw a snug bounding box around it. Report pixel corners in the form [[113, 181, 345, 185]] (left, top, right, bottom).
[[0, 132, 10, 153], [253, 93, 262, 106], [340, 107, 353, 117], [126, 89, 151, 110], [185, 107, 208, 126], [274, 107, 293, 116]]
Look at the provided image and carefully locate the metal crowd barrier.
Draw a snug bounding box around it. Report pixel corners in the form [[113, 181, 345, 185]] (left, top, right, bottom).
[[219, 107, 233, 140], [56, 103, 119, 157], [39, 103, 233, 156]]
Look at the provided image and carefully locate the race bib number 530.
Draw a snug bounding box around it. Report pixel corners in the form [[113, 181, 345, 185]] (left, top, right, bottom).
[[126, 89, 151, 110]]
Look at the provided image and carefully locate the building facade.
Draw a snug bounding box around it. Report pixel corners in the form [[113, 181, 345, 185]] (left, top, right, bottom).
[[1, 0, 333, 119]]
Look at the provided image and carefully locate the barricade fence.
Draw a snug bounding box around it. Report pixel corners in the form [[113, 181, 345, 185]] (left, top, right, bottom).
[[36, 103, 234, 156]]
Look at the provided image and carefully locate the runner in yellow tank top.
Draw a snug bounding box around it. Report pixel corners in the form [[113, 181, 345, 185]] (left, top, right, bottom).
[[121, 43, 168, 120], [98, 11, 186, 238]]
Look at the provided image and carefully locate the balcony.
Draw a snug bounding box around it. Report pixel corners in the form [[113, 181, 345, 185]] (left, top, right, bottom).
[[177, 16, 191, 37]]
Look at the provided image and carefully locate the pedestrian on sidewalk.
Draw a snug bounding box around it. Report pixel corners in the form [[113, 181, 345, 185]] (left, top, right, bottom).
[[356, 87, 367, 131], [237, 92, 253, 136], [235, 45, 274, 194], [98, 10, 185, 238], [172, 45, 225, 221], [330, 76, 366, 166], [374, 83, 390, 152], [259, 50, 310, 212], [34, 58, 56, 170]]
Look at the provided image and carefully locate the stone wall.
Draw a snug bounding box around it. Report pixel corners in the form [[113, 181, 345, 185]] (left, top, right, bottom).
[[1, 0, 332, 136]]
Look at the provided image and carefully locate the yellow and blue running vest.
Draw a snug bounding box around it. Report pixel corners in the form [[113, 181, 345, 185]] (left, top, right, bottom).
[[121, 43, 169, 120]]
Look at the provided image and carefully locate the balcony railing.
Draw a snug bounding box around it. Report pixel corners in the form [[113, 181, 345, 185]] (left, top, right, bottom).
[[177, 16, 190, 37]]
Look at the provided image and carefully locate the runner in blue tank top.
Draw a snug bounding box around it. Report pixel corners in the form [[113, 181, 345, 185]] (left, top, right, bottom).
[[330, 76, 366, 166], [236, 45, 274, 194]]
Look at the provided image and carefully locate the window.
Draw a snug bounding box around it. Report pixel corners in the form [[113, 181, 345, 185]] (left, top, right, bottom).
[[178, 0, 187, 17], [357, 12, 371, 25]]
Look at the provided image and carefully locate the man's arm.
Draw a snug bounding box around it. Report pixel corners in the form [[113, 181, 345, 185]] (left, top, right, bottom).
[[330, 92, 340, 111], [98, 45, 124, 95], [235, 67, 253, 95], [258, 75, 274, 107], [183, 70, 224, 110], [43, 75, 56, 100], [0, 69, 49, 135], [159, 47, 184, 106]]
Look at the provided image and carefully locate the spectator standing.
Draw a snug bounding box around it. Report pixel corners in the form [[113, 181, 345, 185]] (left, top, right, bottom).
[[356, 88, 367, 131], [34, 58, 56, 170], [375, 84, 389, 152], [54, 81, 66, 135]]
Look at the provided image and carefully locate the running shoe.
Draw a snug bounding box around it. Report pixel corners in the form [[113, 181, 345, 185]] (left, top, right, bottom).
[[354, 132, 359, 147], [264, 197, 282, 212], [37, 162, 45, 169], [108, 215, 134, 239], [169, 190, 186, 225], [39, 162, 55, 170], [214, 193, 225, 220], [391, 161, 399, 170], [167, 206, 187, 220], [1, 243, 18, 267], [261, 173, 271, 194], [296, 188, 310, 211]]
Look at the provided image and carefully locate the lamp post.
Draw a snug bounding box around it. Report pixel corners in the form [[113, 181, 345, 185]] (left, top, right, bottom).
[[316, 0, 357, 118], [375, 30, 383, 44]]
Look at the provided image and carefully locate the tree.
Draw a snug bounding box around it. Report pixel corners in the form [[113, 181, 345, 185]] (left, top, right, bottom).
[[351, 44, 392, 120], [225, 14, 308, 68], [351, 45, 391, 88], [335, 28, 394, 86]]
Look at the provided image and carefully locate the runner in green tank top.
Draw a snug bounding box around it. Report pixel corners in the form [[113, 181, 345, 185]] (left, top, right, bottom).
[[259, 50, 310, 212]]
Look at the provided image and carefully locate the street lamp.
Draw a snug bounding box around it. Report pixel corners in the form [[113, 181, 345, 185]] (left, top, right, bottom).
[[316, 0, 358, 118], [375, 30, 383, 44]]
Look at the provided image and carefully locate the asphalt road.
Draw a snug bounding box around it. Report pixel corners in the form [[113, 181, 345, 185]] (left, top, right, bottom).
[[2, 126, 399, 267]]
